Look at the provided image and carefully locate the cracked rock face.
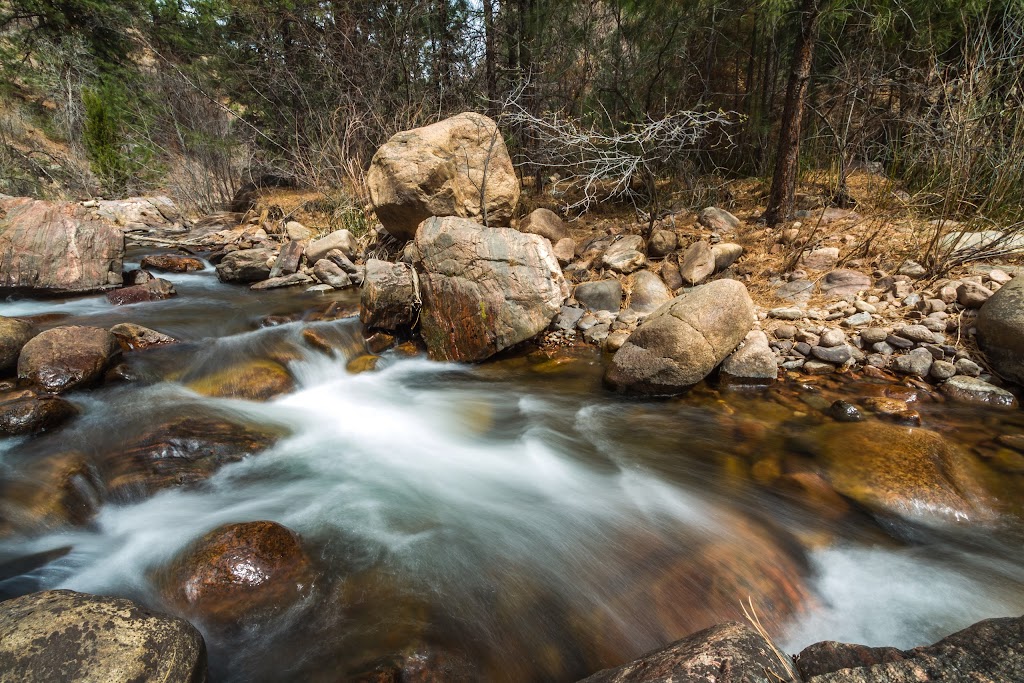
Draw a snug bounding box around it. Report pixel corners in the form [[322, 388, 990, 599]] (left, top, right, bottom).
[[413, 216, 568, 362], [605, 279, 755, 395]]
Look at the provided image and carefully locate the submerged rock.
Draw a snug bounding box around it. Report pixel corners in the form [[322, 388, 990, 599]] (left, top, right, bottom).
[[0, 589, 207, 682], [17, 326, 118, 393], [414, 216, 568, 362], [158, 520, 314, 624], [186, 358, 293, 401], [0, 394, 77, 436], [605, 279, 755, 395], [0, 451, 102, 537], [367, 112, 520, 240]]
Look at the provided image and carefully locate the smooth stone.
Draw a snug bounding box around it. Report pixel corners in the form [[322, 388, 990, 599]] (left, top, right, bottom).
[[800, 247, 840, 270], [602, 235, 647, 274], [821, 269, 871, 298], [843, 311, 873, 327], [0, 394, 78, 436], [891, 347, 934, 377], [976, 276, 1024, 384], [776, 279, 816, 303], [575, 280, 623, 313], [803, 361, 835, 375], [647, 229, 677, 257], [140, 253, 205, 273], [109, 323, 177, 351], [819, 328, 846, 348], [0, 317, 33, 371], [554, 306, 585, 331], [678, 240, 715, 285], [710, 242, 743, 271], [941, 376, 1017, 408], [957, 281, 994, 308], [696, 207, 741, 232], [626, 270, 672, 314], [769, 307, 805, 320], [896, 324, 937, 343], [829, 400, 864, 422], [811, 344, 852, 364], [930, 360, 957, 381], [17, 326, 118, 393], [519, 208, 569, 243], [720, 331, 777, 385], [312, 259, 352, 289]]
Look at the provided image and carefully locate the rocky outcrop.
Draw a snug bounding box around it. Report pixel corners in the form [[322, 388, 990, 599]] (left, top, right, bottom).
[[977, 276, 1024, 384], [579, 621, 794, 683], [605, 279, 755, 395], [367, 112, 520, 240], [215, 248, 274, 283], [158, 520, 314, 624], [17, 326, 118, 393], [413, 216, 568, 362], [360, 259, 420, 331], [0, 589, 207, 682], [0, 197, 123, 294]]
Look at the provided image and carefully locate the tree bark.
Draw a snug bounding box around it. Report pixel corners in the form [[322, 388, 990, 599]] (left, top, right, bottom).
[[764, 0, 823, 226], [483, 0, 497, 110]]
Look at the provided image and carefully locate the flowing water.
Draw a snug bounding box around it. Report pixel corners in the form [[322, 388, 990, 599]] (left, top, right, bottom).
[[1, 248, 1023, 681]]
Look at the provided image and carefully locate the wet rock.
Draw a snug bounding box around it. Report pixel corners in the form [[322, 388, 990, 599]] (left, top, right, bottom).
[[976, 276, 1024, 384], [268, 240, 304, 278], [697, 207, 740, 232], [250, 272, 314, 290], [101, 415, 279, 500], [0, 452, 102, 537], [367, 112, 519, 240], [17, 326, 117, 393], [941, 376, 1017, 408], [720, 331, 777, 385], [626, 270, 672, 315], [829, 400, 863, 422], [347, 354, 381, 374], [313, 259, 352, 289], [860, 397, 921, 426], [804, 422, 996, 527], [605, 279, 754, 395], [109, 323, 177, 351], [797, 615, 1024, 683], [0, 589, 207, 682], [602, 235, 646, 274], [158, 520, 314, 624], [776, 471, 852, 519], [140, 253, 205, 273], [648, 230, 677, 257], [956, 281, 993, 309], [414, 216, 568, 361], [575, 280, 622, 312], [106, 277, 176, 305], [0, 394, 77, 436], [0, 197, 124, 294], [306, 229, 358, 263], [801, 247, 840, 270], [125, 268, 155, 285], [710, 242, 743, 272], [677, 240, 715, 285], [186, 359, 293, 401], [216, 248, 274, 283], [553, 238, 576, 266], [0, 316, 33, 371], [891, 347, 934, 377], [579, 621, 794, 683], [520, 208, 569, 243], [821, 269, 871, 298], [360, 259, 420, 331]]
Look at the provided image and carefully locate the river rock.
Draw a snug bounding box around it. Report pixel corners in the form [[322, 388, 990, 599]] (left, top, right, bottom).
[[602, 235, 646, 274], [0, 197, 123, 294], [804, 422, 997, 527], [720, 330, 777, 385], [581, 621, 792, 683], [776, 279, 815, 303], [159, 520, 314, 624], [797, 615, 1024, 683], [285, 221, 313, 242], [0, 394, 77, 436], [957, 281, 993, 309], [106, 278, 176, 305], [553, 237, 576, 266], [360, 259, 419, 331], [811, 344, 852, 365], [660, 261, 683, 291], [140, 253, 205, 273], [109, 323, 177, 351], [605, 279, 755, 395], [268, 240, 304, 278], [0, 589, 207, 682], [313, 259, 352, 289], [0, 451, 102, 537], [17, 326, 117, 393], [575, 280, 622, 312], [101, 415, 279, 501], [186, 358, 293, 401], [250, 272, 314, 290], [976, 276, 1024, 384], [648, 230, 677, 257], [697, 207, 740, 232], [711, 242, 743, 272], [0, 316, 33, 371], [520, 208, 568, 243], [306, 229, 358, 263], [367, 112, 519, 240], [413, 216, 568, 361], [941, 376, 1017, 408], [216, 248, 274, 283], [821, 269, 871, 298], [626, 270, 672, 314], [678, 240, 715, 285], [891, 347, 934, 377]]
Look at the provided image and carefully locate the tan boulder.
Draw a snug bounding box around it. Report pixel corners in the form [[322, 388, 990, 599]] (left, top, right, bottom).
[[367, 112, 520, 240], [520, 208, 569, 243]]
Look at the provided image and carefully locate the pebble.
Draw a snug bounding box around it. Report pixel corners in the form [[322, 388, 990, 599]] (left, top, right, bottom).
[[860, 327, 888, 344], [872, 341, 894, 355], [803, 361, 835, 375], [769, 307, 805, 320], [885, 334, 914, 350], [854, 301, 876, 313]]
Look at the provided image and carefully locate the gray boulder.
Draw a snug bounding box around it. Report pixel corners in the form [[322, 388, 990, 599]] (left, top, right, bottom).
[[575, 280, 622, 312], [360, 259, 420, 331], [605, 279, 755, 395], [215, 248, 274, 283], [721, 331, 778, 385], [977, 276, 1024, 384], [414, 216, 568, 361], [0, 589, 207, 683]]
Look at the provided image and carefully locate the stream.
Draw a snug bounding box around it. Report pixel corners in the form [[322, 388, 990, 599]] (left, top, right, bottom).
[[1, 248, 1023, 681]]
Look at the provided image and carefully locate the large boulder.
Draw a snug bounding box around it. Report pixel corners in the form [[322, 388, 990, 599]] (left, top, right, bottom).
[[157, 520, 314, 624], [0, 589, 207, 682], [17, 326, 118, 393], [579, 621, 794, 683], [0, 316, 33, 371], [305, 229, 358, 263], [367, 112, 520, 240], [0, 197, 123, 294], [215, 248, 274, 283], [605, 279, 755, 395], [626, 270, 672, 314], [977, 276, 1024, 384], [360, 259, 420, 331], [413, 216, 568, 361]]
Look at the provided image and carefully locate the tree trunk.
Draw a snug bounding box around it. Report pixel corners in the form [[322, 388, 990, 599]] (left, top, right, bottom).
[[764, 0, 822, 226], [483, 0, 497, 110]]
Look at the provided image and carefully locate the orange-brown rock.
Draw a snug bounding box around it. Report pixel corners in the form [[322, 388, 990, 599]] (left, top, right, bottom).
[[0, 452, 102, 537], [17, 326, 118, 393], [0, 393, 78, 436], [140, 253, 205, 272], [185, 358, 293, 401], [159, 520, 315, 624]]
